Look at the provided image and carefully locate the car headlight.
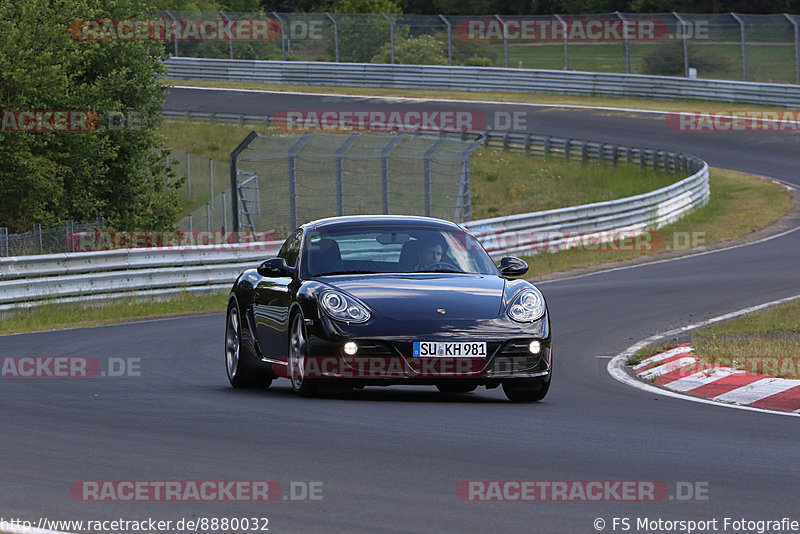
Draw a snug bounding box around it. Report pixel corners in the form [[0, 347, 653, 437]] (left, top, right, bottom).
[[507, 288, 545, 323], [320, 290, 371, 323]]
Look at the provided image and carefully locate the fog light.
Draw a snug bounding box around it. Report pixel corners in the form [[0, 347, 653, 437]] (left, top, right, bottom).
[[343, 341, 358, 356], [529, 340, 541, 354]]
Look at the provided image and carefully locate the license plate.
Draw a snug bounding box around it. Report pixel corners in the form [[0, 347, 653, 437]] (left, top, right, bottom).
[[413, 341, 486, 357]]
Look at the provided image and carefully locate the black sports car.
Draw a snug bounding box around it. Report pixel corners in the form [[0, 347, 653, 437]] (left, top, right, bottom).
[[224, 215, 552, 402]]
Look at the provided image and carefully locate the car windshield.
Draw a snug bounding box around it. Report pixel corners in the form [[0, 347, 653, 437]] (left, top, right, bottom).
[[303, 225, 499, 277]]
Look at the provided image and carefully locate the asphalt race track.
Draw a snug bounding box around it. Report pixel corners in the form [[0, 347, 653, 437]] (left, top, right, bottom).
[[2, 87, 800, 533]]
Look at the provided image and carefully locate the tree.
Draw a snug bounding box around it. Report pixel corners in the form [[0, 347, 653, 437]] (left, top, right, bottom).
[[371, 34, 448, 64], [0, 0, 180, 233], [330, 0, 403, 62]]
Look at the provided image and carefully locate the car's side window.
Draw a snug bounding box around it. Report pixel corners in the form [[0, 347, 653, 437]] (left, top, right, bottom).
[[278, 230, 302, 267]]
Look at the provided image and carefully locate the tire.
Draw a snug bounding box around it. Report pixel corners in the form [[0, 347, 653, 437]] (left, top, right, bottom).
[[502, 378, 550, 403], [225, 301, 272, 389], [288, 312, 318, 397], [436, 383, 478, 394]]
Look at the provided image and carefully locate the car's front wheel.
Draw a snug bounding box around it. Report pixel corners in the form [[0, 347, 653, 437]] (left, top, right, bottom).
[[502, 378, 550, 402], [289, 312, 317, 397], [226, 302, 272, 389]]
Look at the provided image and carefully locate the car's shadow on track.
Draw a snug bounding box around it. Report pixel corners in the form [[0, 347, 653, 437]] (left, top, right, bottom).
[[215, 384, 512, 403]]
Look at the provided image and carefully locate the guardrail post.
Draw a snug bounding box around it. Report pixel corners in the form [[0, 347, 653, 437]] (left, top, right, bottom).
[[554, 14, 569, 70], [0, 227, 8, 257], [639, 149, 645, 168], [381, 135, 404, 214], [564, 139, 571, 161], [335, 133, 361, 216], [673, 13, 690, 78], [652, 150, 659, 171], [502, 132, 509, 151], [524, 135, 531, 155], [326, 13, 339, 62], [439, 15, 453, 65], [423, 138, 447, 217], [544, 136, 551, 156], [273, 12, 287, 61], [785, 14, 800, 85], [611, 145, 619, 165], [494, 15, 509, 68], [381, 13, 396, 64], [581, 142, 588, 163], [731, 13, 747, 81]]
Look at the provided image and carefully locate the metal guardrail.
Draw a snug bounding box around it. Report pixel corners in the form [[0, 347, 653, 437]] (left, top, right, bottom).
[[0, 129, 707, 310], [164, 57, 800, 107]]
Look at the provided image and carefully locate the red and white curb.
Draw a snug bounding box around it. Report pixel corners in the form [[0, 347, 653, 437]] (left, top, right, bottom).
[[633, 344, 800, 413], [608, 293, 800, 418]]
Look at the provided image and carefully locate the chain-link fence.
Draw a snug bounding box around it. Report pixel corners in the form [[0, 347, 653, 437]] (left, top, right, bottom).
[[145, 11, 800, 84], [175, 132, 481, 239], [0, 219, 105, 257]]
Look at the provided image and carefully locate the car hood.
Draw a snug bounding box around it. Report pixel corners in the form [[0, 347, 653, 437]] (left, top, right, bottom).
[[325, 274, 505, 320]]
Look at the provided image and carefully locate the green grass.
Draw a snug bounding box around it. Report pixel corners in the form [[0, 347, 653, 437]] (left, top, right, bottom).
[[471, 149, 678, 219], [167, 79, 783, 113], [521, 168, 790, 278], [506, 42, 793, 84], [691, 298, 800, 378], [0, 292, 229, 336]]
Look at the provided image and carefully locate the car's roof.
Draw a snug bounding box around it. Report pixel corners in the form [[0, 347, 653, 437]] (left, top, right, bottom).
[[303, 215, 463, 232]]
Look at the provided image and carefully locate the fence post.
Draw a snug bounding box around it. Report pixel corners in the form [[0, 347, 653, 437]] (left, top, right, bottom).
[[287, 132, 314, 229], [164, 10, 179, 56], [206, 202, 211, 232], [188, 214, 193, 233], [785, 14, 800, 85], [554, 14, 569, 70], [209, 158, 214, 206], [186, 151, 191, 198], [222, 191, 227, 232], [0, 227, 7, 257], [731, 13, 747, 81], [230, 130, 259, 238], [439, 15, 453, 65], [35, 223, 42, 253], [423, 139, 447, 217], [273, 12, 287, 61], [325, 13, 339, 62], [382, 13, 395, 64], [673, 13, 690, 77], [380, 135, 405, 214], [494, 15, 509, 68], [334, 133, 361, 216], [616, 12, 630, 74], [220, 11, 234, 59]]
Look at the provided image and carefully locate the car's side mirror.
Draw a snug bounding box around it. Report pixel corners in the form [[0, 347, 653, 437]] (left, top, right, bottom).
[[257, 258, 296, 278], [498, 256, 529, 277]]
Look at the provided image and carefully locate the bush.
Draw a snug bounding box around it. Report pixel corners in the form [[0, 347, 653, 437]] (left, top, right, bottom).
[[640, 40, 730, 77]]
